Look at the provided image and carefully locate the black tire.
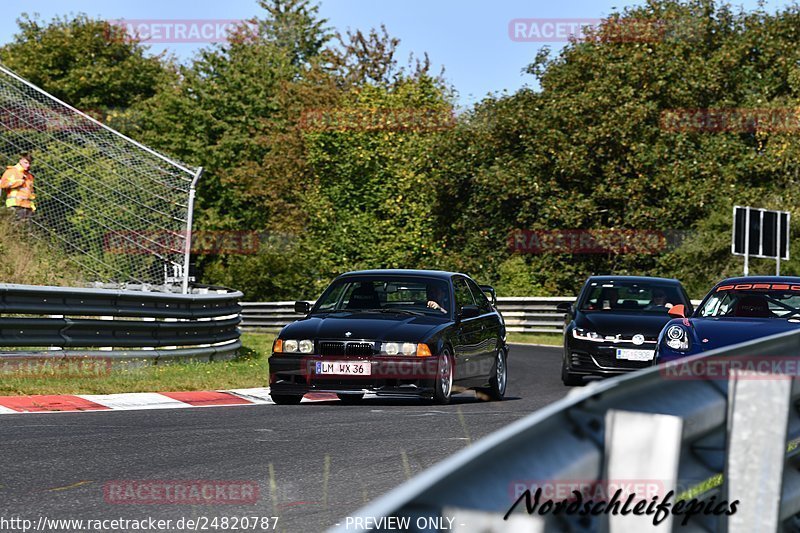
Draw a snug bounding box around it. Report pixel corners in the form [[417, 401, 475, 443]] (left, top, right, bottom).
[[432, 350, 454, 405], [481, 347, 508, 401], [337, 393, 365, 404], [270, 394, 303, 405], [561, 356, 583, 386]]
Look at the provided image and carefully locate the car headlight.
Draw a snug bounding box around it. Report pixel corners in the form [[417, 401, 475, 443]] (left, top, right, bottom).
[[665, 325, 690, 351], [383, 342, 399, 355], [283, 340, 299, 353], [299, 340, 314, 354], [274, 339, 314, 354], [572, 328, 604, 342], [380, 342, 432, 357]]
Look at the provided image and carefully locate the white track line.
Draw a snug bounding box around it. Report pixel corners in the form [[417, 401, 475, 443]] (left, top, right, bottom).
[[76, 392, 191, 410], [226, 387, 275, 404]]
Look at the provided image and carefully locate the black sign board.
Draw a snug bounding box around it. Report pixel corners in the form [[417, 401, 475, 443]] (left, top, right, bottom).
[[732, 206, 790, 260]]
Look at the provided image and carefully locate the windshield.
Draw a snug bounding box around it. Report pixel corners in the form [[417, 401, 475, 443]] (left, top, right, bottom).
[[312, 277, 452, 316], [699, 289, 800, 319], [579, 280, 684, 313]]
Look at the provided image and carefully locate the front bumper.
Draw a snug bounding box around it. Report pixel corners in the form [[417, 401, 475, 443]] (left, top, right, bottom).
[[565, 338, 656, 378], [268, 354, 440, 397], [655, 345, 703, 363]]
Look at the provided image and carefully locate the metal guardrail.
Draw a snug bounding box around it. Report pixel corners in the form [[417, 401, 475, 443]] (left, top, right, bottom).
[[0, 283, 243, 363], [494, 296, 573, 333], [241, 297, 704, 334], [241, 301, 306, 330], [240, 298, 574, 333], [331, 330, 800, 532]]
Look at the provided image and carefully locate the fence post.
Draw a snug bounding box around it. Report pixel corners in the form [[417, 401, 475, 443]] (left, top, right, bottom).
[[99, 315, 113, 351], [725, 370, 792, 532], [182, 166, 203, 294], [605, 410, 684, 532]]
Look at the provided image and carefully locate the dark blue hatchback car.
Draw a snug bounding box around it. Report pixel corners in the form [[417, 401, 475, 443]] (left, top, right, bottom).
[[656, 276, 800, 362]]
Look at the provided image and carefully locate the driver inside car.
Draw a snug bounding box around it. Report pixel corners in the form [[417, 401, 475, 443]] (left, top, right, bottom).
[[426, 284, 449, 314], [599, 287, 619, 310], [645, 289, 673, 311]]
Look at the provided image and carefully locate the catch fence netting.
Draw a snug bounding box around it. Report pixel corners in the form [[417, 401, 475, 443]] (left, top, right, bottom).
[[0, 63, 198, 287]]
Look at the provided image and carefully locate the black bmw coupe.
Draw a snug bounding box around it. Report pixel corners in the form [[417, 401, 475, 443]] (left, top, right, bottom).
[[559, 275, 692, 385], [268, 269, 508, 404]]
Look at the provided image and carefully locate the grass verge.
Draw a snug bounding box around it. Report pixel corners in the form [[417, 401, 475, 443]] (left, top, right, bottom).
[[0, 329, 560, 396], [0, 332, 277, 396], [507, 332, 562, 346]]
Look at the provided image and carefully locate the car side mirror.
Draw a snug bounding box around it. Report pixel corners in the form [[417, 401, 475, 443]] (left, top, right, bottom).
[[668, 304, 686, 318], [556, 302, 572, 313], [294, 301, 311, 314], [479, 285, 497, 306], [459, 305, 481, 320]]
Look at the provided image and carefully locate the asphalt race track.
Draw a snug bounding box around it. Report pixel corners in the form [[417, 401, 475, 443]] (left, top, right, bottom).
[[0, 344, 568, 533]]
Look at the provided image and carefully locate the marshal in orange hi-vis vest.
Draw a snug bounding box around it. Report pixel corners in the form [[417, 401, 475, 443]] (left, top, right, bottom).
[[0, 164, 36, 211]]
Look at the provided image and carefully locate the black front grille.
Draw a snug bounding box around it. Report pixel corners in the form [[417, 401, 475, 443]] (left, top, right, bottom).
[[319, 341, 374, 357], [320, 342, 345, 356], [571, 351, 651, 370], [346, 342, 374, 357], [571, 353, 596, 367]]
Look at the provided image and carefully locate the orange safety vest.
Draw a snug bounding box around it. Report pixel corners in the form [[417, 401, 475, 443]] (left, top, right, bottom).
[[1, 164, 36, 211]]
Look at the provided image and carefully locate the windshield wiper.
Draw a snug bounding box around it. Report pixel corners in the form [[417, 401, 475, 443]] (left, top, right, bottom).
[[372, 308, 424, 317], [328, 308, 424, 316]]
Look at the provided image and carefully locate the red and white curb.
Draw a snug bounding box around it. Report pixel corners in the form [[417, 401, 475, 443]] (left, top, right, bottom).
[[0, 388, 342, 414]]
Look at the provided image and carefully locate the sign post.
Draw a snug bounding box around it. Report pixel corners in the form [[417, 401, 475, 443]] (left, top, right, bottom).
[[777, 217, 782, 276], [743, 208, 750, 276]]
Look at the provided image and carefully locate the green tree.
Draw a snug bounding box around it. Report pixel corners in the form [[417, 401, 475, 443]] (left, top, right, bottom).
[[431, 0, 800, 296], [128, 0, 334, 232], [130, 0, 454, 298], [297, 77, 454, 293], [0, 14, 166, 110]]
